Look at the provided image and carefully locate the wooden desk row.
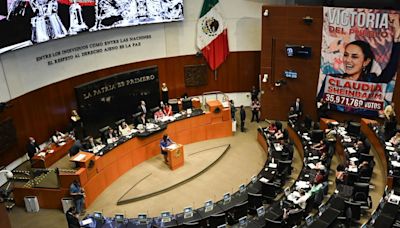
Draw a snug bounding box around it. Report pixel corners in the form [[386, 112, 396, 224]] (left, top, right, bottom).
[[13, 108, 232, 209], [31, 139, 75, 168]]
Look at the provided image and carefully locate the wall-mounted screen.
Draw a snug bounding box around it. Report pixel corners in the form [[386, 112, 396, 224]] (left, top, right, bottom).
[[0, 0, 184, 53], [284, 70, 298, 79], [285, 45, 312, 58]]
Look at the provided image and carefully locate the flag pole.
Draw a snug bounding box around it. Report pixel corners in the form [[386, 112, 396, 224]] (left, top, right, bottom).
[[214, 69, 217, 80]]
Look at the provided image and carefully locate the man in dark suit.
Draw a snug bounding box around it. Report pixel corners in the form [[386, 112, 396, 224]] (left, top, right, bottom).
[[293, 97, 303, 116], [83, 136, 99, 150], [26, 137, 40, 161], [240, 105, 246, 132], [103, 127, 118, 144], [65, 206, 80, 228], [137, 100, 147, 116], [137, 113, 147, 125]]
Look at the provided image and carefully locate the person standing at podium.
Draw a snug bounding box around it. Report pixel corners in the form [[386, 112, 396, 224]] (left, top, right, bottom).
[[160, 134, 174, 164]]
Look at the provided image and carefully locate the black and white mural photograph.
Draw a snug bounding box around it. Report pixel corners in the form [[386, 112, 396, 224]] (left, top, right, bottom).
[[0, 0, 183, 52]]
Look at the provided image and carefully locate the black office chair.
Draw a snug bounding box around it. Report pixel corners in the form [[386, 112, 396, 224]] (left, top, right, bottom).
[[330, 196, 345, 211], [168, 99, 180, 114], [264, 218, 283, 228], [98, 126, 110, 144], [181, 222, 201, 227], [278, 160, 292, 177], [347, 122, 361, 136], [311, 129, 324, 143], [286, 209, 304, 227], [114, 118, 125, 128], [209, 213, 226, 228], [261, 182, 278, 203], [247, 192, 263, 215], [346, 172, 359, 186], [132, 112, 142, 125], [304, 194, 315, 215], [150, 106, 160, 116], [227, 201, 248, 225], [182, 98, 192, 110]]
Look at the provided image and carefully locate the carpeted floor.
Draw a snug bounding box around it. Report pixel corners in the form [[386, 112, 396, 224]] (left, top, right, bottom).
[[7, 110, 272, 228], [5, 113, 387, 228]]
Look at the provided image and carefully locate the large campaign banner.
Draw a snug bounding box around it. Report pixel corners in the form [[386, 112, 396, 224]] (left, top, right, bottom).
[[317, 7, 400, 116]]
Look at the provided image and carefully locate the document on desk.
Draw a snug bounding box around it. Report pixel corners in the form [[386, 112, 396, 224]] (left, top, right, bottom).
[[348, 166, 358, 172], [386, 142, 393, 146], [307, 163, 316, 169], [295, 181, 309, 189], [347, 147, 356, 154], [80, 218, 93, 226], [391, 161, 400, 168], [274, 143, 283, 151], [73, 154, 86, 162], [386, 146, 395, 151], [268, 163, 277, 168], [38, 152, 46, 157], [343, 137, 351, 142], [166, 143, 179, 150], [350, 157, 358, 162], [259, 177, 269, 183]]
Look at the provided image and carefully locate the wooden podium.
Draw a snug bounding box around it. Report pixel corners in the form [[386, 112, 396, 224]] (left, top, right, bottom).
[[166, 144, 184, 170]]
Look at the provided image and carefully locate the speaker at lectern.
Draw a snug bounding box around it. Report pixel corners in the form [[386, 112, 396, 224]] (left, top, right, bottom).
[[166, 143, 184, 170]]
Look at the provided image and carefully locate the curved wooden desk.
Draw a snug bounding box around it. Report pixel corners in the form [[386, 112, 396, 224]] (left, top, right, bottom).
[[14, 109, 232, 209]]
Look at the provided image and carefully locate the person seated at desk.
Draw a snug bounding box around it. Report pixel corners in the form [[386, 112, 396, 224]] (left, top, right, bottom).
[[267, 123, 277, 135], [311, 140, 328, 155], [163, 103, 173, 116], [358, 161, 371, 177], [314, 169, 326, 184], [119, 121, 133, 136], [52, 130, 66, 145], [390, 131, 400, 146], [291, 189, 310, 209], [160, 134, 174, 163], [83, 136, 101, 151], [354, 140, 366, 154], [66, 206, 80, 228], [288, 106, 298, 127], [336, 164, 345, 185], [27, 137, 40, 162], [154, 108, 166, 122], [103, 127, 119, 144]]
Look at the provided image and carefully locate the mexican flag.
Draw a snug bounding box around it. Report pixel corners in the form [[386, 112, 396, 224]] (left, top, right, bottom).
[[197, 0, 229, 71]]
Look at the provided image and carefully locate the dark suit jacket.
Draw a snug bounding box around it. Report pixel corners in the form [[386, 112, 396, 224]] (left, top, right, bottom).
[[293, 101, 303, 115], [66, 212, 80, 228], [240, 108, 246, 121], [27, 142, 40, 159], [137, 105, 147, 114], [137, 116, 147, 125]]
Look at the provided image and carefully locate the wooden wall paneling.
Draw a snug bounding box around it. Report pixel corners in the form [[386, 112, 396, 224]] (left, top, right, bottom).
[[0, 203, 11, 228], [0, 52, 260, 166], [260, 5, 400, 122]]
